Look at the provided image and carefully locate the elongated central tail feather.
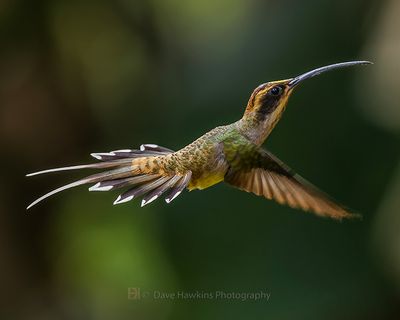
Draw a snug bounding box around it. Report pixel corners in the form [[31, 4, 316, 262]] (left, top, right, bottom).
[[26, 144, 192, 209]]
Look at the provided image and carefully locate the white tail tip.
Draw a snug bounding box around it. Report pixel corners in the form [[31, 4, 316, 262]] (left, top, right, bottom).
[[141, 195, 158, 207], [113, 195, 134, 205], [89, 183, 113, 192], [90, 152, 114, 160], [165, 191, 181, 204], [110, 149, 133, 154]]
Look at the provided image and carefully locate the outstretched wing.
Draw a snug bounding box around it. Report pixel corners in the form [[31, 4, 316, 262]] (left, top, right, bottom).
[[224, 146, 359, 220]]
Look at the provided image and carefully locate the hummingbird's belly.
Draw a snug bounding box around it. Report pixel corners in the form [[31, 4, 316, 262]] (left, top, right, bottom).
[[187, 150, 229, 190], [177, 127, 230, 191], [188, 171, 225, 190]]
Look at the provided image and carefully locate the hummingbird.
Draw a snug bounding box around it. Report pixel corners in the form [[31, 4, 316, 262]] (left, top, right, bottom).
[[27, 61, 371, 219]]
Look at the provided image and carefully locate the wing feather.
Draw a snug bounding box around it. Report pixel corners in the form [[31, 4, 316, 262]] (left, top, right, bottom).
[[225, 147, 359, 220]]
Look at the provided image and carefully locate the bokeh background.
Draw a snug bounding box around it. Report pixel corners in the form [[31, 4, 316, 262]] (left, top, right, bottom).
[[1, 0, 400, 319]]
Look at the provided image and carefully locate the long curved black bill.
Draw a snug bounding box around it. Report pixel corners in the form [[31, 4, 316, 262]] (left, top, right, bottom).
[[288, 61, 372, 88]]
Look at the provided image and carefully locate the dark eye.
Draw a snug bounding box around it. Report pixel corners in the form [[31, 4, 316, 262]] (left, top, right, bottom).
[[269, 86, 283, 96]]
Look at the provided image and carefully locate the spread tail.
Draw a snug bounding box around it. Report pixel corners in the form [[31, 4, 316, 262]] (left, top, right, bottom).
[[26, 144, 192, 209]]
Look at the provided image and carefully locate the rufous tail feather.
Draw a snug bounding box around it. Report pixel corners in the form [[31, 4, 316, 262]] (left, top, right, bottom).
[[26, 145, 191, 209]]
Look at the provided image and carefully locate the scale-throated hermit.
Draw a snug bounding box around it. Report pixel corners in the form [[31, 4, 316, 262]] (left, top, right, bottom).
[[27, 61, 372, 219]]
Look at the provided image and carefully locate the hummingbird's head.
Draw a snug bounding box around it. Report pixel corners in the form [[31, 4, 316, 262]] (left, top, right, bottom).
[[242, 61, 372, 144], [243, 79, 293, 123]]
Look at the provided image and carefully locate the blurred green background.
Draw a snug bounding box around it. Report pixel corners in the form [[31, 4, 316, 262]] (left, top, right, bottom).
[[1, 0, 400, 319]]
